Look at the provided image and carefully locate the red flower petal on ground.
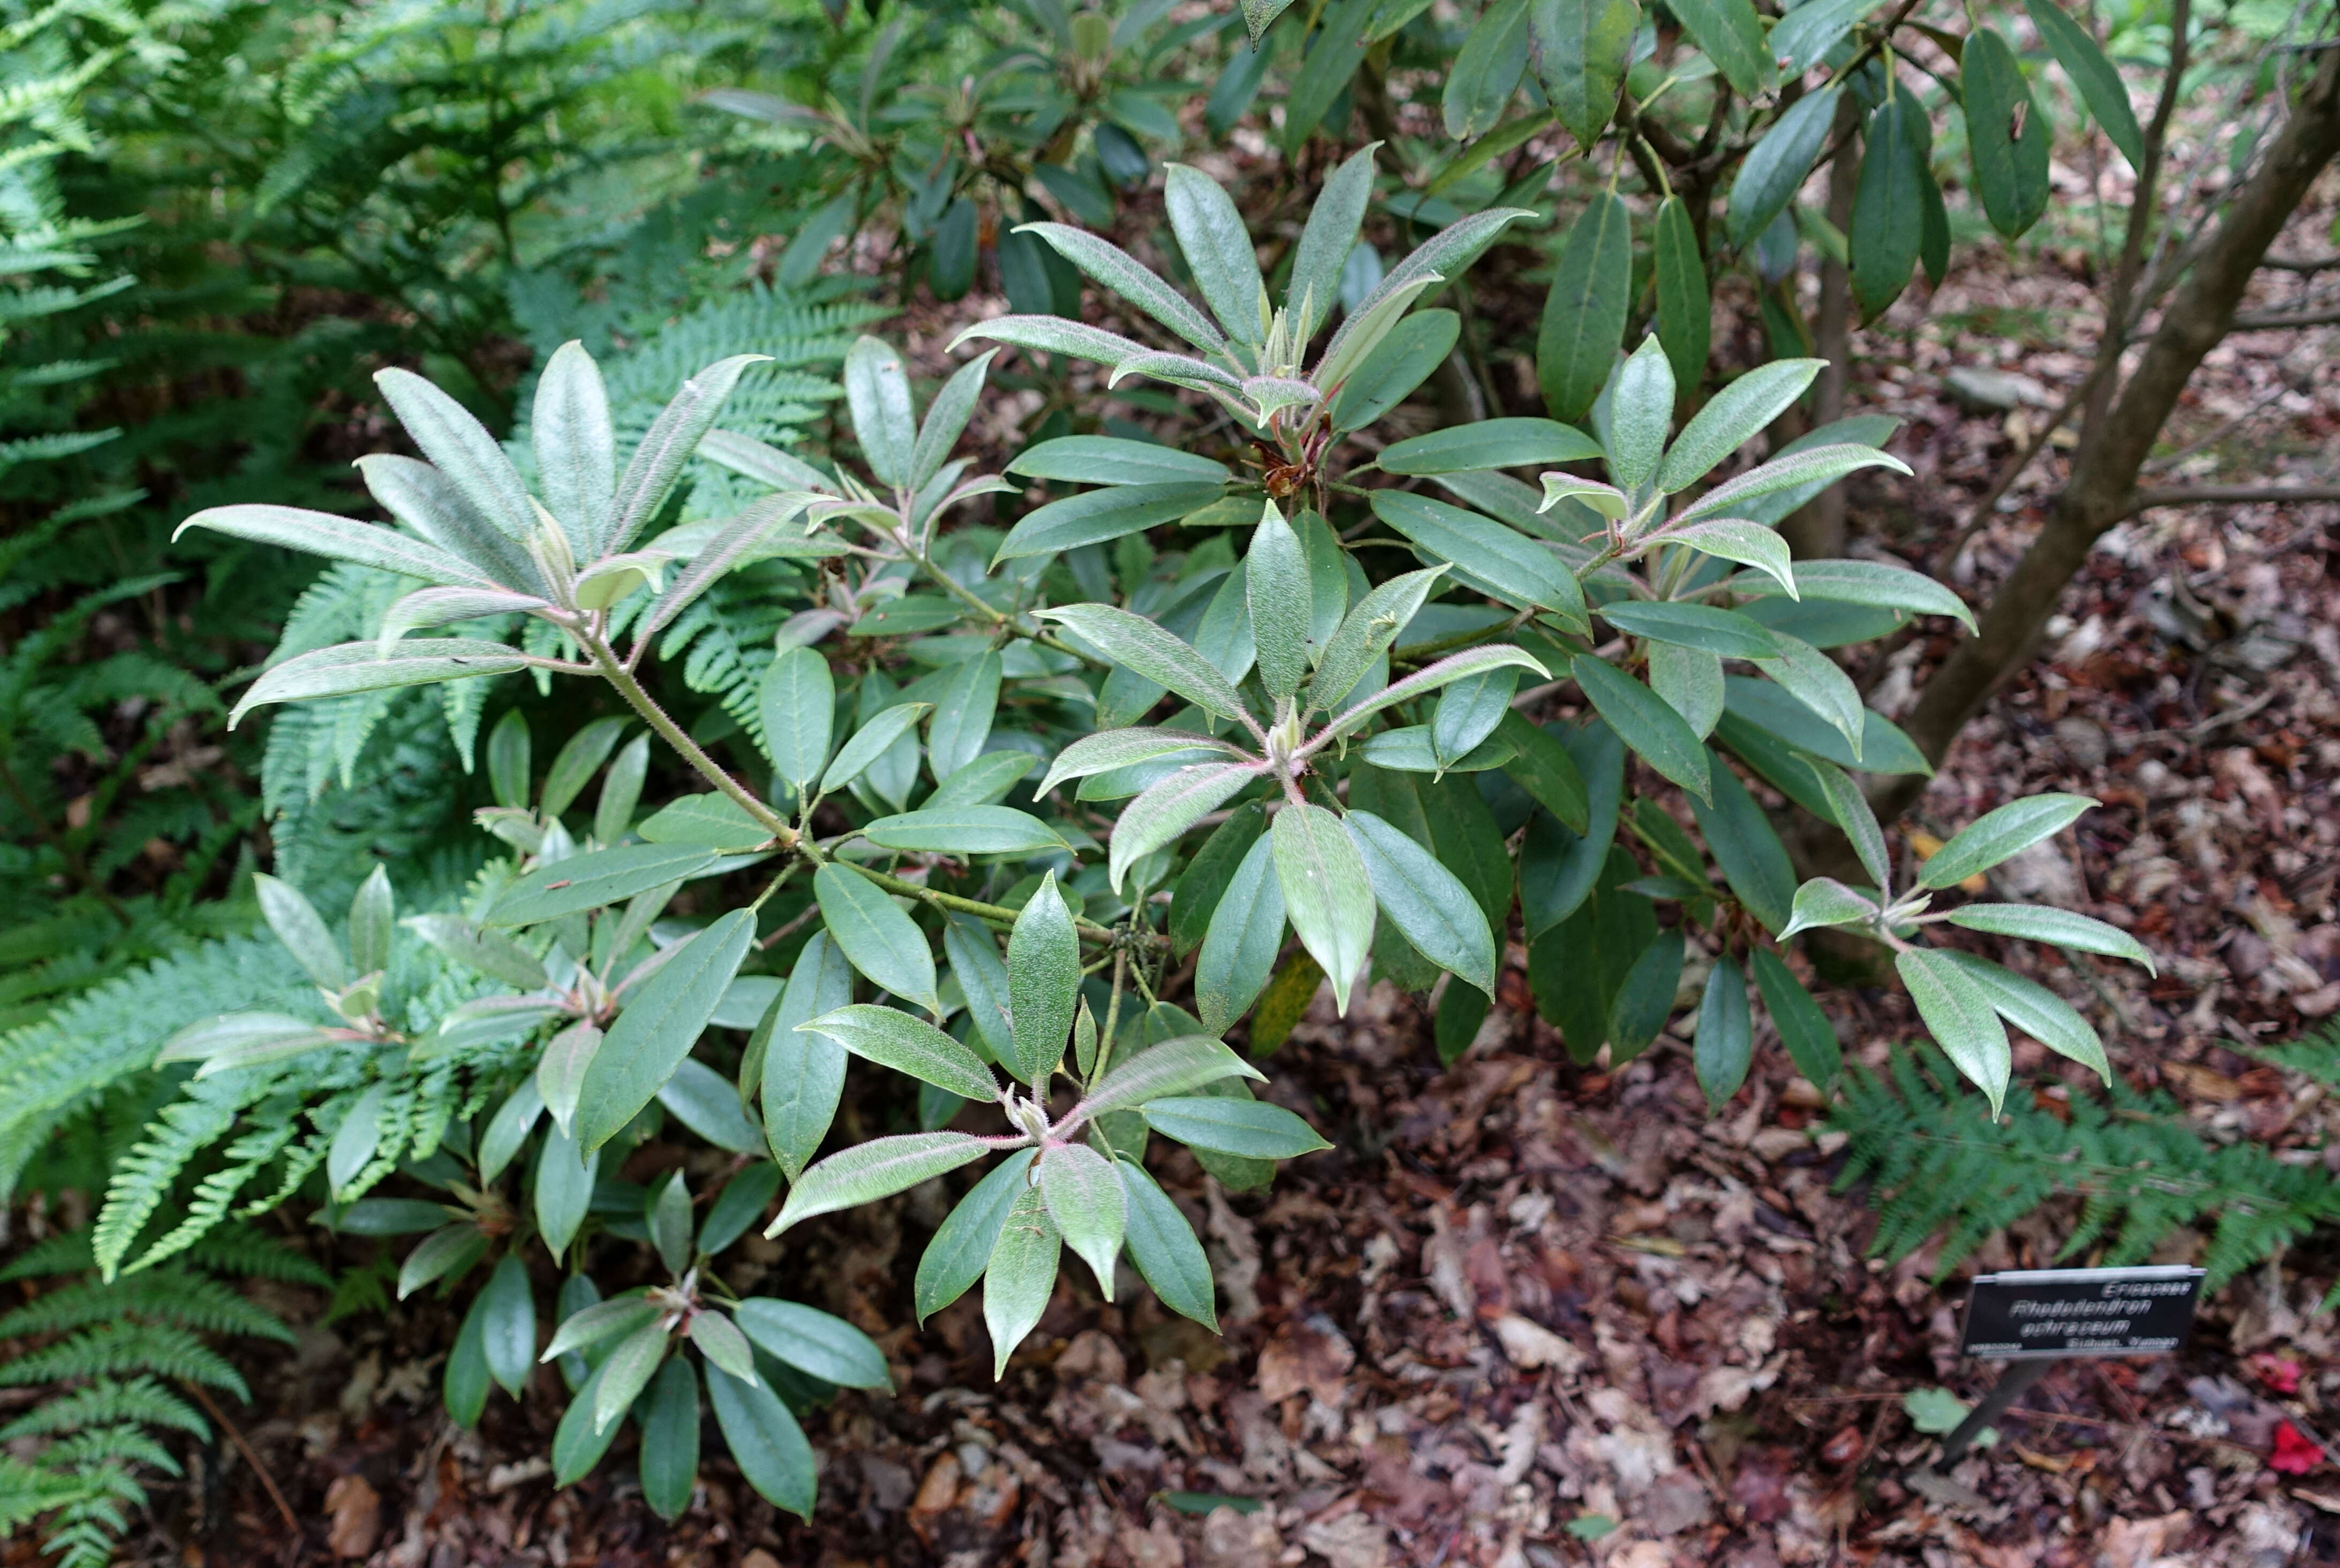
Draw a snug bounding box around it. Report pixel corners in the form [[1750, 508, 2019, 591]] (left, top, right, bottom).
[[2270, 1420, 2322, 1474], [2250, 1352, 2304, 1394]]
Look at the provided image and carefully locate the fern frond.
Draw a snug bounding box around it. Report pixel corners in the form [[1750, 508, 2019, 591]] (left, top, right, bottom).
[[0, 1378, 208, 1444], [0, 1323, 248, 1401], [0, 1270, 295, 1344]]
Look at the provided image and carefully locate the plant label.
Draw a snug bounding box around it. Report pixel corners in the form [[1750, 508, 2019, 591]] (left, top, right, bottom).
[[1958, 1265, 2205, 1360]]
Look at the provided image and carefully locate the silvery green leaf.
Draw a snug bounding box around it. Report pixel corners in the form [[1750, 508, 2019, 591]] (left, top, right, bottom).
[[1780, 877, 1879, 939], [1896, 947, 2012, 1115], [490, 843, 720, 926], [327, 1081, 387, 1198], [798, 1003, 998, 1101], [1750, 635, 1865, 762], [591, 1319, 669, 1434], [1943, 904, 2155, 974], [230, 638, 531, 728], [1042, 604, 1254, 728], [696, 428, 840, 496], [1110, 763, 1261, 894], [1938, 950, 2109, 1082], [1676, 443, 1911, 524], [397, 1223, 487, 1301], [1920, 794, 2097, 889], [1647, 642, 1723, 738], [926, 652, 1001, 783], [1345, 809, 1498, 995], [1108, 350, 1249, 401], [1285, 142, 1380, 340], [687, 1310, 761, 1386], [534, 1121, 597, 1262], [1314, 275, 1440, 402], [1329, 207, 1535, 371], [1378, 418, 1604, 476], [766, 1131, 994, 1238], [576, 909, 756, 1154], [254, 872, 345, 989], [1663, 518, 1798, 598], [1309, 565, 1447, 715], [1016, 223, 1227, 353], [1039, 1142, 1126, 1298], [1073, 1036, 1265, 1121], [1248, 503, 1312, 701], [1317, 644, 1552, 748], [863, 805, 1064, 856], [536, 1021, 602, 1137], [1036, 728, 1243, 799], [540, 1291, 656, 1363], [533, 341, 616, 554], [657, 1058, 763, 1154], [1730, 557, 1976, 632], [984, 1186, 1061, 1378], [1006, 435, 1231, 486], [377, 585, 548, 654], [844, 335, 917, 488], [1538, 473, 1629, 520], [373, 367, 538, 542], [951, 314, 1151, 370], [610, 354, 768, 552], [1368, 492, 1588, 629], [1605, 336, 1674, 492], [1166, 164, 1266, 344], [478, 1081, 544, 1186], [760, 931, 856, 1179], [813, 864, 939, 1015], [1570, 653, 1711, 803], [1008, 872, 1080, 1088], [929, 751, 1035, 810], [1657, 359, 1824, 492], [356, 453, 541, 587], [909, 349, 997, 493], [1272, 803, 1376, 1013]]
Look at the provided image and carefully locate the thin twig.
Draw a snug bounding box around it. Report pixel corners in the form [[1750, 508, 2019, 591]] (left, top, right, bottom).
[[179, 1378, 300, 1540]]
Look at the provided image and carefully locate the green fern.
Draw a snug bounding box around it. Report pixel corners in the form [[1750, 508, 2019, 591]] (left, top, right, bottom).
[[1833, 1046, 2340, 1292]]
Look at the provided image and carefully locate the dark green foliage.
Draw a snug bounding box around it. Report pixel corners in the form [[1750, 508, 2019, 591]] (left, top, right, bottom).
[[1833, 1047, 2340, 1293]]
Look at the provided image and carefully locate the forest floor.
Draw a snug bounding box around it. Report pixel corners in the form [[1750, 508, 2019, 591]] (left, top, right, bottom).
[[46, 153, 2340, 1568]]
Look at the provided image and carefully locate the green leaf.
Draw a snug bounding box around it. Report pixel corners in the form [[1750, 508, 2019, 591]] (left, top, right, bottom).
[[700, 1164, 783, 1254], [932, 751, 1037, 809], [1660, 359, 1825, 492], [1171, 802, 1269, 958], [1671, 0, 1773, 96], [591, 1317, 668, 1434], [1345, 810, 1498, 994], [411, 914, 550, 993], [1652, 194, 1710, 392], [178, 500, 504, 593], [597, 734, 650, 842], [954, 314, 1151, 370], [1332, 206, 1533, 366], [486, 710, 533, 811], [1166, 164, 1266, 343], [1538, 190, 1632, 422], [1283, 0, 1377, 152], [328, 1082, 386, 1197], [1358, 725, 1512, 774], [534, 1122, 597, 1262], [1605, 928, 1683, 1061], [1038, 1143, 1127, 1298], [926, 652, 1002, 784], [707, 1361, 816, 1520], [2026, 0, 2143, 168], [1430, 665, 1518, 768], [1285, 142, 1380, 340], [733, 1299, 891, 1389], [1008, 436, 1230, 486], [1606, 336, 1674, 491], [1921, 793, 2096, 889], [551, 1355, 625, 1484], [1496, 713, 1591, 834], [1750, 946, 1839, 1086], [478, 1084, 544, 1188], [490, 843, 720, 926], [1651, 645, 1729, 740], [1808, 751, 1893, 886], [1689, 759, 1795, 934], [863, 805, 1063, 856], [1571, 653, 1711, 803], [1780, 876, 1879, 940], [813, 864, 939, 1015], [821, 703, 932, 796], [1196, 833, 1287, 1035], [1019, 222, 1227, 352], [912, 351, 994, 495], [577, 909, 756, 1154], [1731, 556, 1975, 632], [639, 1356, 699, 1522], [534, 1017, 600, 1139], [985, 1186, 1062, 1377], [1328, 309, 1459, 432], [996, 480, 1229, 562], [1248, 503, 1314, 702], [533, 341, 616, 553], [637, 793, 771, 851], [541, 1291, 655, 1364], [1938, 951, 2109, 1082], [1445, 0, 1533, 140], [1963, 27, 2050, 239], [1118, 1157, 1218, 1329], [1076, 1035, 1265, 1120], [1142, 1096, 1332, 1158], [768, 1131, 994, 1238], [1008, 872, 1081, 1088], [1370, 492, 1588, 630], [1943, 904, 2155, 974], [1273, 803, 1377, 1013], [1897, 947, 2012, 1114], [1726, 87, 1841, 247], [1109, 763, 1262, 893], [760, 932, 856, 1179], [1770, 0, 1884, 72], [1667, 518, 1798, 600], [1378, 418, 1603, 476], [1851, 93, 1926, 322], [1529, 0, 1639, 148], [1043, 604, 1254, 727], [1679, 443, 1911, 525], [943, 914, 1016, 1066], [759, 646, 834, 798], [1752, 635, 1865, 760], [252, 873, 345, 989], [1599, 600, 1779, 658], [916, 1150, 1036, 1324], [1694, 954, 1753, 1111], [228, 638, 530, 728]]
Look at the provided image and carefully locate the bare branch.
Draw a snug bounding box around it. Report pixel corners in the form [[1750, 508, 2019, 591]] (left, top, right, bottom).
[[2123, 484, 2340, 515]]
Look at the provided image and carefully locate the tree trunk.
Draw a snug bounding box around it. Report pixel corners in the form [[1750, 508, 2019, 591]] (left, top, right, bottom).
[[1783, 95, 1863, 560], [1871, 48, 2340, 825]]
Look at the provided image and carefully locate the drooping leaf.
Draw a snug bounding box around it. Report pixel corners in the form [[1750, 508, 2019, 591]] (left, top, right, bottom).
[[1345, 810, 1498, 995], [813, 864, 940, 1015], [1571, 653, 1711, 802], [1118, 1157, 1218, 1329], [1750, 946, 1840, 1087], [1196, 832, 1287, 1035], [577, 909, 757, 1154], [798, 1004, 999, 1102], [1896, 947, 2012, 1114], [1529, 0, 1639, 148], [1272, 803, 1377, 1013], [1538, 191, 1632, 422], [1651, 195, 1711, 393], [2025, 0, 2143, 169], [1694, 955, 1753, 1111], [1963, 27, 2051, 239], [1726, 87, 1841, 247], [984, 1186, 1062, 1378]]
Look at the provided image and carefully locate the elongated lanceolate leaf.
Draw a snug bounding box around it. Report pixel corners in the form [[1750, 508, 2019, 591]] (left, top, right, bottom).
[[798, 1004, 998, 1102], [984, 1186, 1061, 1377], [1272, 803, 1376, 1013], [1943, 904, 2155, 973], [1897, 947, 2012, 1114], [1073, 1036, 1264, 1122], [231, 639, 531, 727], [813, 865, 939, 1015], [1345, 810, 1497, 994], [1571, 653, 1711, 802], [576, 910, 756, 1153], [767, 1132, 995, 1238], [1039, 1143, 1126, 1297], [1041, 604, 1255, 728], [1920, 794, 2096, 889], [1017, 223, 1227, 352], [1008, 872, 1080, 1088]]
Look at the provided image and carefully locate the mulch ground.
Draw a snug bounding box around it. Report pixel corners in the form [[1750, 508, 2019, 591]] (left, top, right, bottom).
[[27, 102, 2340, 1568]]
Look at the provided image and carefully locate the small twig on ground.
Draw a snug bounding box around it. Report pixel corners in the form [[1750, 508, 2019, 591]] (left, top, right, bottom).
[[179, 1377, 300, 1540]]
